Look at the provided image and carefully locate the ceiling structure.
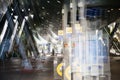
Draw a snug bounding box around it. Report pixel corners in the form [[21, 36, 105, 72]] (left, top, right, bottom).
[[0, 0, 13, 21], [15, 0, 120, 30], [16, 0, 120, 55], [0, 0, 120, 55], [17, 0, 63, 32], [0, 0, 120, 29]]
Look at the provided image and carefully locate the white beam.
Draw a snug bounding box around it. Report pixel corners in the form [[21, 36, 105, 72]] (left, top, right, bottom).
[[0, 20, 8, 44], [8, 18, 19, 52]]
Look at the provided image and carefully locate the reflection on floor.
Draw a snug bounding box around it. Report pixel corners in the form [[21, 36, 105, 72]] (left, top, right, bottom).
[[0, 71, 53, 80], [0, 56, 54, 80], [111, 58, 120, 80], [0, 57, 120, 80]]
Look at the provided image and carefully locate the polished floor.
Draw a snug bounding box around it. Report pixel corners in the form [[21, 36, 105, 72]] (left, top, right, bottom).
[[0, 57, 120, 80], [0, 56, 54, 80], [0, 71, 53, 80], [110, 58, 120, 80]]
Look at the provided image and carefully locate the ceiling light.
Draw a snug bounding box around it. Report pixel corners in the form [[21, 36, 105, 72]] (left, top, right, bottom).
[[62, 9, 64, 14], [111, 9, 113, 11], [14, 16, 18, 19], [28, 8, 30, 11], [34, 24, 36, 26], [110, 48, 116, 54], [57, 0, 61, 3], [113, 34, 117, 38], [46, 13, 49, 15], [30, 14, 34, 18], [47, 1, 50, 3], [22, 9, 24, 12], [70, 3, 73, 8], [11, 13, 13, 15], [116, 52, 120, 56], [25, 16, 28, 20], [42, 7, 45, 9], [41, 17, 44, 19], [11, 8, 14, 11], [13, 19, 17, 23], [107, 10, 110, 12]]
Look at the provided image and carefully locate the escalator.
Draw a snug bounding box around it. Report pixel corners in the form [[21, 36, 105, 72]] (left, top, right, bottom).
[[0, 0, 120, 80]]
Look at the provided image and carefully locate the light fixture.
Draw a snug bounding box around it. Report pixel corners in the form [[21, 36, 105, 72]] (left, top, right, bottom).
[[34, 24, 36, 26], [62, 9, 64, 14], [41, 17, 44, 19], [110, 48, 116, 54], [13, 16, 18, 22], [113, 34, 117, 38], [14, 15, 18, 19], [46, 13, 49, 15], [13, 19, 17, 23], [30, 14, 34, 18], [11, 8, 14, 11], [57, 0, 61, 3], [11, 13, 13, 15], [70, 3, 73, 9], [111, 9, 113, 11], [28, 8, 30, 11], [22, 9, 24, 12], [47, 0, 50, 3], [78, 2, 84, 7], [116, 52, 120, 56], [42, 7, 45, 9], [25, 16, 28, 20], [107, 10, 110, 12]]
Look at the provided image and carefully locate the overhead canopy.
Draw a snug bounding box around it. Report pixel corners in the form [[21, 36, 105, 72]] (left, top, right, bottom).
[[0, 0, 120, 31], [1, 0, 120, 28]]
